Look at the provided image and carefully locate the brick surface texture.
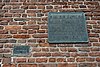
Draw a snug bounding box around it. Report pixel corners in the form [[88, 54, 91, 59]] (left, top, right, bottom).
[[0, 0, 100, 67]]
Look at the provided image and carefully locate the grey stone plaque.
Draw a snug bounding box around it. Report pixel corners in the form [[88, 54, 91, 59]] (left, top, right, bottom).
[[13, 45, 30, 56], [48, 12, 88, 43]]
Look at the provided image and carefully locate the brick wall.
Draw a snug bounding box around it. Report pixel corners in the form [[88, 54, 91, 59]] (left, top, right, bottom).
[[0, 0, 100, 67]]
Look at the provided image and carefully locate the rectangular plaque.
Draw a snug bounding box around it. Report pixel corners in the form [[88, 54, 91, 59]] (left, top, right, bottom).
[[13, 45, 30, 56], [48, 12, 88, 43]]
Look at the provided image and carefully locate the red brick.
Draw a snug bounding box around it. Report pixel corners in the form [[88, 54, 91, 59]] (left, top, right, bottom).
[[41, 25, 48, 29], [33, 53, 51, 57], [93, 43, 100, 46], [28, 58, 35, 63], [78, 47, 90, 52], [37, 39, 45, 43], [13, 35, 30, 39], [0, 35, 12, 39], [49, 58, 56, 62], [3, 64, 16, 67], [89, 52, 100, 56], [89, 38, 98, 42], [28, 39, 36, 43], [38, 64, 56, 67], [2, 58, 11, 64], [92, 29, 100, 33], [89, 33, 99, 37], [5, 26, 21, 30], [37, 5, 45, 9], [21, 5, 28, 9], [79, 63, 97, 67], [58, 63, 68, 67], [39, 43, 50, 47], [13, 14, 21, 17], [23, 25, 39, 30], [57, 58, 66, 62], [93, 25, 100, 29], [96, 57, 100, 62], [41, 48, 49, 52], [60, 47, 68, 52], [52, 53, 70, 57], [86, 58, 95, 62], [50, 48, 59, 52], [15, 58, 26, 63], [36, 58, 48, 63], [37, 30, 45, 33], [90, 47, 100, 51], [28, 30, 36, 34], [28, 5, 37, 9], [32, 47, 41, 52], [78, 53, 88, 56], [76, 58, 85, 62], [68, 48, 77, 52], [18, 30, 27, 34], [10, 10, 25, 13], [33, 34, 48, 38], [67, 58, 75, 62], [0, 30, 8, 34], [18, 64, 37, 67]]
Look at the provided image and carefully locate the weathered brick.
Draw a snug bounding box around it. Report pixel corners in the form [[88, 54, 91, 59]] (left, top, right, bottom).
[[10, 30, 17, 34], [14, 18, 28, 22], [37, 39, 45, 43], [89, 33, 99, 37], [2, 58, 11, 64], [93, 43, 100, 46], [3, 64, 16, 67], [68, 48, 77, 52], [49, 58, 56, 62], [5, 26, 21, 30], [10, 10, 25, 13], [28, 30, 36, 34], [0, 21, 8, 25], [0, 40, 8, 43], [33, 34, 48, 38], [23, 25, 39, 30], [89, 38, 98, 42], [89, 52, 100, 56], [76, 58, 85, 62], [41, 48, 49, 52], [67, 58, 75, 62], [79, 47, 90, 52], [28, 58, 35, 63], [57, 58, 66, 62], [4, 44, 13, 48], [38, 64, 57, 67], [13, 35, 30, 39], [28, 5, 36, 9], [50, 48, 59, 52], [36, 58, 48, 63], [33, 53, 51, 57], [18, 30, 27, 34], [58, 63, 68, 67], [32, 47, 41, 52], [28, 39, 36, 43], [15, 58, 26, 63], [18, 64, 37, 67], [86, 58, 95, 62], [0, 35, 12, 39], [52, 53, 70, 57]]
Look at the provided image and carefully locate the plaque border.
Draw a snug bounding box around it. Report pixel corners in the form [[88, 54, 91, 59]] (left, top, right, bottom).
[[48, 12, 89, 44]]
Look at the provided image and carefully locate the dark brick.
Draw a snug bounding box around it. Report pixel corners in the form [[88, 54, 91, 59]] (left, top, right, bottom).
[[79, 63, 97, 67], [0, 40, 8, 43], [80, 5, 86, 8]]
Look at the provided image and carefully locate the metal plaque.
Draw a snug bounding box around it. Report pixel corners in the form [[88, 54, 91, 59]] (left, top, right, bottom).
[[13, 45, 30, 56], [48, 12, 88, 43]]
